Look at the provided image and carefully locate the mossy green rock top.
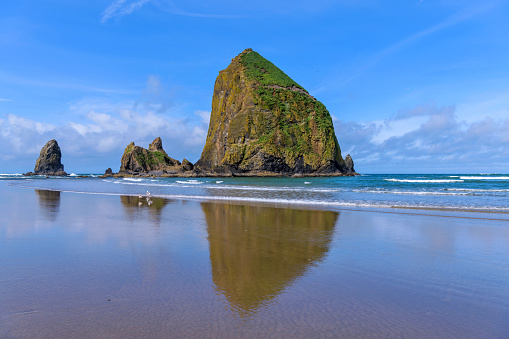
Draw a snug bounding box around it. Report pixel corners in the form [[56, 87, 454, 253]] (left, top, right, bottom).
[[195, 49, 354, 175]]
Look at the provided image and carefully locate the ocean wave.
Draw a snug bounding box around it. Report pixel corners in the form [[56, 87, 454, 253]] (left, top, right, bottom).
[[205, 185, 341, 193], [123, 178, 145, 182], [115, 180, 342, 193], [460, 176, 509, 180], [176, 180, 205, 185], [384, 179, 464, 183], [150, 193, 509, 213], [445, 188, 509, 192], [0, 173, 23, 176], [354, 190, 471, 196]]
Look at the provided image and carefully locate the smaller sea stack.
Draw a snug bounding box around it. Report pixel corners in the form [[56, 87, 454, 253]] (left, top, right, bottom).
[[25, 139, 67, 176], [119, 137, 193, 175]]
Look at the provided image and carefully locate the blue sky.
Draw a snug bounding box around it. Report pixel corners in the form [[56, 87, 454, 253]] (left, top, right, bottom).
[[1, 0, 508, 174]]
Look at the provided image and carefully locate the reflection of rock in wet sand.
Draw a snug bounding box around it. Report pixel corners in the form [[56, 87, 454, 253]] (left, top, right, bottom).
[[202, 202, 338, 315], [120, 195, 171, 224], [35, 189, 61, 222]]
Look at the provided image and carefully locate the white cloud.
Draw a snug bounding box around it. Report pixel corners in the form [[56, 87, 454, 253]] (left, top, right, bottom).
[[370, 116, 428, 144], [194, 110, 211, 124], [0, 98, 12, 102], [101, 0, 151, 23], [0, 78, 210, 168], [336, 104, 509, 173]]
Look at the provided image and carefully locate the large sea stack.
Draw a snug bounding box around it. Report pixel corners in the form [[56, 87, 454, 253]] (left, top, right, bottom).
[[26, 139, 67, 176], [119, 137, 191, 175], [195, 49, 355, 176]]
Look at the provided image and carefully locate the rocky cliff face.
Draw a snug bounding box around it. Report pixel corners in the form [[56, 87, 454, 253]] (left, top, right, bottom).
[[27, 139, 67, 176], [119, 137, 190, 174], [195, 49, 355, 176]]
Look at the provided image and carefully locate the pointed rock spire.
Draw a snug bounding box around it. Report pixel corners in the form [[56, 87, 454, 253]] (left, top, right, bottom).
[[30, 139, 67, 176]]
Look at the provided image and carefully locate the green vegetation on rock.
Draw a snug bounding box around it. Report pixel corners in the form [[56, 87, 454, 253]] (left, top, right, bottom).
[[119, 138, 190, 174], [239, 49, 305, 90]]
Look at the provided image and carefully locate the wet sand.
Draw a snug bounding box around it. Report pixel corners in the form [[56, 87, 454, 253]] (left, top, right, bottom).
[[1, 183, 508, 338]]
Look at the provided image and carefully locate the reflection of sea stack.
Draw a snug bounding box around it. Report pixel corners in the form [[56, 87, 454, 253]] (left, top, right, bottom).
[[202, 202, 338, 315], [25, 140, 67, 176], [35, 189, 61, 222]]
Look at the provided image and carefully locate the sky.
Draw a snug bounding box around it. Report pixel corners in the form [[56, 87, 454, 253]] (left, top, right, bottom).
[[1, 0, 508, 174]]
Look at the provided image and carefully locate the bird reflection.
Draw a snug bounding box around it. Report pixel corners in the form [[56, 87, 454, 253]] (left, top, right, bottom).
[[202, 202, 339, 316], [35, 189, 61, 222], [120, 195, 171, 225]]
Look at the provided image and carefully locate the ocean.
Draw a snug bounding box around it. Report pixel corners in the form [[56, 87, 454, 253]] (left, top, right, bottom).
[[3, 173, 509, 216]]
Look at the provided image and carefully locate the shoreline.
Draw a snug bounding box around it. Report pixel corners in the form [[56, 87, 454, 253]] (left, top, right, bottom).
[[7, 182, 509, 221]]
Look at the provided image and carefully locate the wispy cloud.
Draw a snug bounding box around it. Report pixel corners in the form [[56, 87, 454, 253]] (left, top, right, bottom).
[[0, 71, 137, 95], [101, 0, 151, 23], [0, 98, 13, 102], [334, 3, 500, 88], [152, 0, 246, 19]]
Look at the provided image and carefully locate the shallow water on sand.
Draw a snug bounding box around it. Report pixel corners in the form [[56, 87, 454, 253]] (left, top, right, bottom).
[[1, 183, 508, 338]]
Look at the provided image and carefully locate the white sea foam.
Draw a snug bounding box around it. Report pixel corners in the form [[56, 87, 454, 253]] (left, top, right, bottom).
[[304, 182, 311, 184], [150, 193, 509, 212], [205, 185, 341, 193], [460, 176, 509, 180], [156, 193, 390, 209], [216, 181, 223, 184], [446, 188, 509, 193], [176, 180, 204, 185], [354, 190, 471, 196], [0, 173, 22, 176], [118, 180, 341, 193], [123, 178, 145, 182], [69, 173, 78, 176], [385, 179, 464, 183]]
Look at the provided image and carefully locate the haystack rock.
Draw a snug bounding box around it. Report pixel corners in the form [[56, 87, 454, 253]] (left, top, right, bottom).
[[119, 137, 192, 174], [195, 48, 355, 176], [26, 139, 67, 176]]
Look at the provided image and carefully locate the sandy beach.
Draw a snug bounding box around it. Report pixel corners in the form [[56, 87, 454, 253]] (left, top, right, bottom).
[[1, 183, 508, 338]]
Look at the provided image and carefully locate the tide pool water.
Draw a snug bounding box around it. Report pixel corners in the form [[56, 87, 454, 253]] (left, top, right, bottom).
[[3, 173, 509, 215]]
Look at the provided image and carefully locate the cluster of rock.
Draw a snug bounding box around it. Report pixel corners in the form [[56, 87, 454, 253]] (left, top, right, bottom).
[[26, 49, 356, 177], [112, 137, 194, 176]]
